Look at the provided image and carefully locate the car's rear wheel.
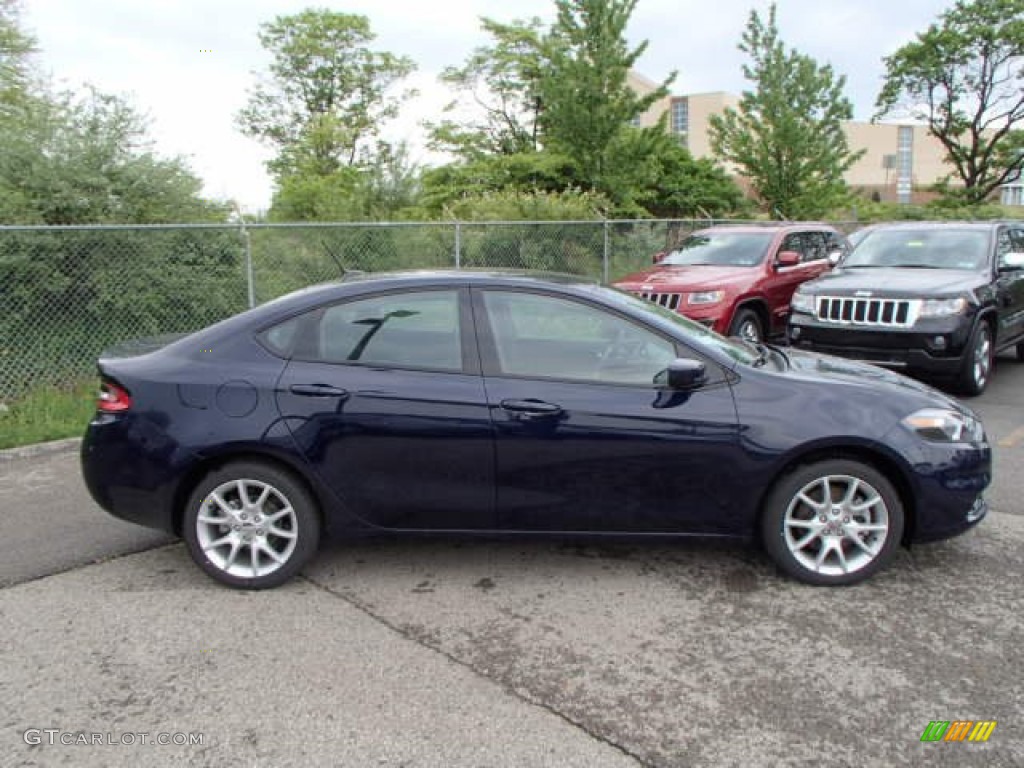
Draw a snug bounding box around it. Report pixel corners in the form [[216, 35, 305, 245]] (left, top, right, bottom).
[[183, 461, 320, 589], [729, 308, 763, 344], [958, 322, 993, 396], [762, 460, 904, 586], [1017, 340, 1024, 362]]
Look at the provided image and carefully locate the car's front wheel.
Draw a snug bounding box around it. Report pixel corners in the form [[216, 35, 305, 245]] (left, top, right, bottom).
[[762, 460, 904, 586], [729, 308, 763, 344], [958, 322, 993, 396], [183, 461, 321, 589]]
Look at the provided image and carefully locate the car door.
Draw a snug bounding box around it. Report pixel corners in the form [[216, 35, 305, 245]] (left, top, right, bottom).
[[996, 226, 1024, 344], [274, 287, 495, 530], [764, 231, 822, 332], [472, 287, 742, 534]]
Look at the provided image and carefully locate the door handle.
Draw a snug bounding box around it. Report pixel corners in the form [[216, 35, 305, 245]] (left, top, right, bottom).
[[499, 399, 563, 420], [289, 384, 349, 398]]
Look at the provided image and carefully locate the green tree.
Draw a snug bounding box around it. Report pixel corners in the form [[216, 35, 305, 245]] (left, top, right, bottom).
[[601, 127, 745, 217], [0, 88, 227, 224], [875, 0, 1024, 204], [238, 9, 415, 180], [0, 0, 34, 109], [427, 17, 547, 158], [709, 4, 862, 218], [538, 0, 675, 192]]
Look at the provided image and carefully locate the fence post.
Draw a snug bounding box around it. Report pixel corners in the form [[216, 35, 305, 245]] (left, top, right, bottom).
[[454, 221, 462, 269], [602, 219, 610, 284], [238, 217, 255, 308]]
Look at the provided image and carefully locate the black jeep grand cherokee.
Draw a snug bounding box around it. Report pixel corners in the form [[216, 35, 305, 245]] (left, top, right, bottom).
[[788, 221, 1024, 395]]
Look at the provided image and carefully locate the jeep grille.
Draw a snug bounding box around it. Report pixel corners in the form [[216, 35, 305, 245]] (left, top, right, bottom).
[[815, 296, 919, 327]]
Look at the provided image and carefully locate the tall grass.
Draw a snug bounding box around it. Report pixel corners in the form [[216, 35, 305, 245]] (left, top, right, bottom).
[[0, 379, 95, 450]]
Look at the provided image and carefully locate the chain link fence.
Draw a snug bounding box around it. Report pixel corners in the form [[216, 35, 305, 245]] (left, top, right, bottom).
[[0, 219, 862, 403]]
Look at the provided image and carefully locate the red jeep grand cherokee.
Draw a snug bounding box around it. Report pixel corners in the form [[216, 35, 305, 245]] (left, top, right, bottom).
[[614, 224, 847, 343]]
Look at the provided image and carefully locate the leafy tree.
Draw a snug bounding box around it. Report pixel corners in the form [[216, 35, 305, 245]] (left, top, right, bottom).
[[600, 127, 745, 217], [417, 152, 581, 216], [238, 10, 415, 180], [538, 0, 675, 192], [427, 17, 547, 158], [876, 0, 1024, 204], [0, 0, 34, 109], [0, 88, 227, 224], [709, 4, 862, 218]]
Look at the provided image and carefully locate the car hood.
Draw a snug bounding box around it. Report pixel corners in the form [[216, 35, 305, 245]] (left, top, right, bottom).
[[801, 267, 985, 297], [776, 345, 973, 415], [615, 265, 757, 292]]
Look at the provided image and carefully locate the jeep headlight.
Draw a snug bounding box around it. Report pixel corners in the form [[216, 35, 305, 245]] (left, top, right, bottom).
[[687, 290, 725, 305], [918, 297, 967, 318], [902, 408, 984, 443], [790, 291, 814, 314]]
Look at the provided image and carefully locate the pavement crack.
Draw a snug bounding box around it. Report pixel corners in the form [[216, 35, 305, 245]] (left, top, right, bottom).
[[301, 573, 650, 767]]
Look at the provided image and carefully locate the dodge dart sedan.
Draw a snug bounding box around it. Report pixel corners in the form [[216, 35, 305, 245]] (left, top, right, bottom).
[[81, 271, 991, 589]]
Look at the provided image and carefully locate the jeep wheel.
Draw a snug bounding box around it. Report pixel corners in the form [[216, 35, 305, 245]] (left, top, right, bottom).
[[958, 322, 993, 397], [729, 309, 763, 344]]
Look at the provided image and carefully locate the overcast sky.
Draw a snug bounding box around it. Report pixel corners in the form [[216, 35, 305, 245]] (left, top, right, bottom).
[[22, 0, 954, 213]]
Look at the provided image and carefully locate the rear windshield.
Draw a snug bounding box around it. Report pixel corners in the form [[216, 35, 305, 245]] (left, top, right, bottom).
[[844, 229, 991, 270], [661, 232, 774, 267]]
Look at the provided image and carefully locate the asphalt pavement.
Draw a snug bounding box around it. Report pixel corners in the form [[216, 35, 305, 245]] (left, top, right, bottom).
[[1, 354, 1023, 767]]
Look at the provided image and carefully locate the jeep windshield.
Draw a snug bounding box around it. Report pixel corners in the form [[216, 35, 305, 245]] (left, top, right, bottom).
[[843, 229, 991, 271], [660, 232, 774, 267]]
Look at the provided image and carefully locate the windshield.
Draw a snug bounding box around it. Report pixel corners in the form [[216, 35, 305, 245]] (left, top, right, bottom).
[[661, 231, 774, 267], [843, 228, 991, 270], [587, 284, 760, 366]]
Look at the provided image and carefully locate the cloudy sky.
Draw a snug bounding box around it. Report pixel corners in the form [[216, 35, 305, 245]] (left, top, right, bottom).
[[22, 0, 953, 213]]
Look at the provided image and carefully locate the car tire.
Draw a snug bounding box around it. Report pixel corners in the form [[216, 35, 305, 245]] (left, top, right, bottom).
[[1017, 340, 1024, 362], [957, 322, 993, 397], [183, 461, 321, 589], [761, 459, 904, 586], [729, 308, 763, 344]]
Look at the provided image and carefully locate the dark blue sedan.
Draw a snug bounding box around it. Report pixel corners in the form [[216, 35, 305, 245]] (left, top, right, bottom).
[[81, 271, 991, 588]]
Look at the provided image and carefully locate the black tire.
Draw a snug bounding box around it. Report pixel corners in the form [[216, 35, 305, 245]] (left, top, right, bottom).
[[1017, 340, 1024, 362], [957, 322, 993, 397], [183, 461, 320, 589], [761, 459, 904, 586], [728, 308, 763, 344]]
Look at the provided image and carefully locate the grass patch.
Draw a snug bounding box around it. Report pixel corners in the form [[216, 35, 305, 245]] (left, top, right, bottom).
[[0, 379, 96, 450]]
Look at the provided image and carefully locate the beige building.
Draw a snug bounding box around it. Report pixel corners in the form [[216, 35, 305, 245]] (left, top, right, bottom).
[[628, 73, 961, 204]]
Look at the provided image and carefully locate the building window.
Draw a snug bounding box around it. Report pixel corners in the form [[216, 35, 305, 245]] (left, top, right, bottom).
[[896, 126, 913, 205], [671, 98, 689, 147]]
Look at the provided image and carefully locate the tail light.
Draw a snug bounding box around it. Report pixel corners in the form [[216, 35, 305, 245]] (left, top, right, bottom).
[[97, 380, 132, 413]]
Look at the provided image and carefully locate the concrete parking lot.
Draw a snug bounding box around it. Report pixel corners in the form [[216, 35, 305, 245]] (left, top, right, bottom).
[[2, 355, 1023, 767]]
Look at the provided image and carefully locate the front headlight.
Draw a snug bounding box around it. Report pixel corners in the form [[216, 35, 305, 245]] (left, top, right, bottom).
[[919, 297, 967, 318], [687, 290, 725, 305], [790, 291, 814, 314], [902, 408, 985, 443]]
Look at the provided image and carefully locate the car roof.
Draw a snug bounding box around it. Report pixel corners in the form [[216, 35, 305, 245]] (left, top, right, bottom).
[[691, 222, 837, 234], [339, 268, 598, 287], [857, 221, 1006, 231]]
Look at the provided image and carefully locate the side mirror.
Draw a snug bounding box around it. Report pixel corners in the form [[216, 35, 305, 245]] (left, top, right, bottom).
[[827, 250, 843, 266], [1000, 252, 1024, 271], [652, 251, 667, 264], [775, 250, 800, 268], [656, 358, 707, 390]]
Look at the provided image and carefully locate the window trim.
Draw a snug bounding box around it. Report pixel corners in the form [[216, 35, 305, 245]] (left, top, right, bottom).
[[469, 286, 727, 389], [259, 286, 481, 376]]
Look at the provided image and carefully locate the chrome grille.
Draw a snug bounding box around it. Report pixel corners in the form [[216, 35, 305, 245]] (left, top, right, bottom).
[[635, 292, 682, 310], [815, 296, 919, 327]]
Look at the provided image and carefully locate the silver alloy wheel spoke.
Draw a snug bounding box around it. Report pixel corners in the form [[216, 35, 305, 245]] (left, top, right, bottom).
[[783, 473, 889, 577], [195, 478, 299, 579]]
